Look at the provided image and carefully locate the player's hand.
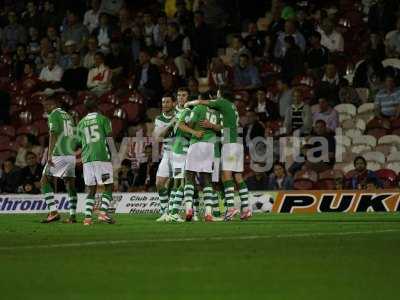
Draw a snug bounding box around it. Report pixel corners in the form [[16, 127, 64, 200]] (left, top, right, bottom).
[[200, 119, 214, 129], [194, 130, 204, 139]]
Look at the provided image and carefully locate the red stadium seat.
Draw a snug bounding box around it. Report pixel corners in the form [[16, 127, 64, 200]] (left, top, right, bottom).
[[390, 119, 400, 130], [73, 104, 88, 117], [98, 103, 115, 118], [317, 179, 337, 190], [33, 119, 48, 136], [293, 179, 315, 190], [111, 118, 124, 137], [61, 94, 75, 107], [16, 124, 38, 136], [367, 128, 389, 140], [391, 128, 400, 136], [375, 169, 398, 188], [366, 118, 390, 130], [0, 137, 11, 150], [77, 91, 95, 104], [0, 125, 16, 138], [121, 103, 140, 123], [0, 150, 13, 163], [28, 103, 45, 121]]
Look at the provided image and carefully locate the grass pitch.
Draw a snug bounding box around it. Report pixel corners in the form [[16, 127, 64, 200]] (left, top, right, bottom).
[[0, 213, 399, 300]]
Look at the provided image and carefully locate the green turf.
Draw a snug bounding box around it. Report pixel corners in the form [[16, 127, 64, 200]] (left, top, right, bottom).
[[0, 213, 399, 300]]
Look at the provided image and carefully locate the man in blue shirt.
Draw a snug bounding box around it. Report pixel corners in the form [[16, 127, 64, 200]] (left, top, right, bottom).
[[375, 75, 400, 119], [233, 54, 261, 91]]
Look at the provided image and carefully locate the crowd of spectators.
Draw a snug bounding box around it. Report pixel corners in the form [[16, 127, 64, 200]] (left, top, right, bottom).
[[1, 0, 400, 193]]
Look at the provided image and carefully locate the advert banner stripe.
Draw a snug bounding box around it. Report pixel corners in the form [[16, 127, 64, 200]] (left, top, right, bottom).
[[1, 229, 399, 251]]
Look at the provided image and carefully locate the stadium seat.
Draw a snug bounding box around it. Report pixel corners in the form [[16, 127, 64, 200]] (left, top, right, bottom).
[[111, 118, 124, 137], [335, 103, 356, 116], [382, 58, 400, 69], [121, 103, 141, 123], [0, 125, 16, 138], [77, 91, 95, 104], [12, 94, 27, 106], [29, 103, 45, 121], [345, 128, 362, 139], [375, 169, 398, 188], [386, 162, 400, 174], [0, 150, 13, 163], [390, 119, 400, 129], [73, 104, 88, 117], [334, 163, 355, 174], [362, 151, 386, 165], [101, 92, 120, 105], [0, 136, 11, 150], [374, 144, 395, 156], [33, 119, 48, 136], [366, 117, 390, 130], [387, 151, 400, 162], [335, 135, 351, 147], [391, 128, 400, 136], [366, 128, 388, 140], [352, 135, 376, 148], [367, 161, 382, 171], [378, 135, 400, 146], [98, 103, 115, 118], [293, 179, 315, 190], [357, 102, 374, 115], [18, 111, 33, 124], [16, 124, 38, 136], [61, 94, 75, 107], [351, 144, 372, 154]]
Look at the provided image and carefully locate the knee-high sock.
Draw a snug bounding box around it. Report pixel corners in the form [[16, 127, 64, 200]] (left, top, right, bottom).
[[85, 196, 95, 218], [212, 191, 220, 217], [193, 187, 199, 214], [223, 180, 235, 208], [184, 183, 194, 212], [68, 189, 78, 216], [238, 181, 249, 210], [173, 186, 184, 214], [158, 187, 169, 214], [203, 184, 213, 215], [101, 191, 112, 213], [167, 188, 175, 214], [42, 183, 57, 213]]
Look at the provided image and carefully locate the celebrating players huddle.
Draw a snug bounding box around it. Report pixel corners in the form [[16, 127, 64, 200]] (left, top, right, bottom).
[[39, 85, 251, 225], [153, 86, 252, 222]]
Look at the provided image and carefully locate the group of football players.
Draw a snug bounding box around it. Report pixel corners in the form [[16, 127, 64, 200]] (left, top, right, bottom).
[[153, 86, 252, 222]]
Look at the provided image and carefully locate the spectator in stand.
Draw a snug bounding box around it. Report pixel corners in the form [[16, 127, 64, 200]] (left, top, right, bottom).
[[254, 89, 278, 121], [134, 49, 162, 104], [353, 51, 385, 89], [41, 1, 61, 32], [21, 61, 40, 93], [339, 78, 361, 106], [174, 0, 193, 28], [142, 11, 156, 48], [83, 0, 101, 34], [118, 8, 134, 34], [306, 31, 329, 78], [318, 18, 344, 53], [0, 158, 20, 194], [364, 32, 386, 63], [2, 11, 27, 52], [281, 35, 304, 82], [305, 119, 336, 173], [87, 51, 112, 96], [21, 1, 41, 30], [313, 98, 339, 132], [315, 63, 341, 106], [368, 0, 398, 34], [188, 77, 200, 100], [59, 40, 76, 70], [83, 36, 98, 69], [190, 10, 214, 77], [346, 156, 383, 189], [153, 13, 168, 49], [100, 0, 125, 17], [225, 35, 251, 66], [34, 37, 53, 72], [245, 168, 269, 191], [243, 22, 265, 58], [118, 159, 136, 192], [277, 77, 293, 118], [274, 20, 306, 59], [61, 10, 89, 51], [296, 8, 314, 43], [61, 52, 88, 92], [386, 18, 400, 58], [27, 26, 41, 60], [163, 22, 191, 78], [18, 151, 42, 194], [93, 13, 114, 53], [106, 40, 130, 80], [15, 134, 43, 168], [244, 110, 265, 153], [268, 162, 294, 190], [283, 88, 312, 135], [233, 53, 261, 91], [39, 51, 63, 89], [46, 25, 61, 53], [208, 57, 234, 92], [12, 44, 28, 80], [374, 75, 400, 120]]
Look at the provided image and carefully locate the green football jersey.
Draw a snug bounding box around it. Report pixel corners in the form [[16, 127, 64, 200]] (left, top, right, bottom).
[[47, 108, 76, 156], [77, 112, 112, 163], [172, 107, 191, 155], [189, 105, 216, 145], [208, 97, 239, 143], [212, 110, 222, 158], [154, 112, 175, 152]]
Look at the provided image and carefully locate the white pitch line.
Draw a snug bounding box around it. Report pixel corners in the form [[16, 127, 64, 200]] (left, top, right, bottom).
[[0, 229, 399, 251]]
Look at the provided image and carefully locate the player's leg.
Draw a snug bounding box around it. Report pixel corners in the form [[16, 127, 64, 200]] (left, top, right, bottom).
[[63, 177, 77, 223], [156, 176, 169, 221], [172, 178, 184, 216], [192, 185, 200, 221], [93, 162, 115, 224], [84, 185, 96, 225], [40, 172, 60, 223], [211, 157, 222, 218], [98, 183, 115, 224], [183, 171, 195, 221], [203, 173, 214, 221], [234, 172, 252, 220], [221, 143, 240, 220]]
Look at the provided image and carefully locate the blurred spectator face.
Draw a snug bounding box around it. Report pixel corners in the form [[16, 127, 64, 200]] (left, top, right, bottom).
[[318, 98, 329, 112], [3, 160, 14, 173], [245, 111, 258, 125], [47, 26, 58, 38], [239, 55, 249, 68], [292, 89, 302, 104], [276, 79, 287, 92], [29, 27, 39, 39], [94, 54, 104, 67], [232, 37, 242, 50], [100, 14, 109, 27], [65, 43, 75, 54], [40, 38, 51, 52], [284, 21, 295, 34], [211, 57, 225, 72], [27, 1, 36, 14], [297, 10, 306, 22], [119, 8, 130, 22], [24, 63, 34, 75], [177, 90, 189, 107], [194, 12, 204, 26], [88, 38, 98, 51], [321, 19, 334, 34], [8, 11, 17, 24], [91, 0, 100, 10], [71, 53, 81, 66], [273, 164, 285, 178], [314, 120, 327, 135], [385, 77, 396, 91], [143, 13, 152, 25], [158, 15, 167, 26], [47, 53, 56, 67], [188, 79, 199, 93], [167, 24, 178, 37], [162, 73, 174, 91], [325, 64, 337, 79], [16, 45, 26, 57], [44, 1, 54, 12], [256, 90, 266, 102], [20, 135, 29, 147], [138, 51, 150, 65], [248, 22, 257, 34], [354, 158, 366, 173], [26, 153, 37, 167], [67, 12, 78, 26], [161, 97, 174, 113]]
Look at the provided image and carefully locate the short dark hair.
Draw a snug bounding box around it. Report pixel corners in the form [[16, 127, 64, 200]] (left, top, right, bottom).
[[84, 96, 97, 111], [95, 51, 105, 60], [25, 151, 36, 159], [239, 53, 250, 60], [218, 85, 234, 100], [310, 31, 322, 40], [315, 119, 327, 126], [121, 159, 131, 167], [177, 87, 190, 94], [354, 156, 367, 166]]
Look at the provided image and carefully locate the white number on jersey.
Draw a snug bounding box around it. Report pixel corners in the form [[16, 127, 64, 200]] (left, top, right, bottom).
[[84, 125, 100, 143], [63, 120, 74, 137]]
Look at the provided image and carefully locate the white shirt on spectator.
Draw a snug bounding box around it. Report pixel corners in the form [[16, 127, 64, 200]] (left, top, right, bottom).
[[39, 65, 63, 82], [83, 9, 100, 33], [87, 63, 112, 95], [318, 28, 344, 52]]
